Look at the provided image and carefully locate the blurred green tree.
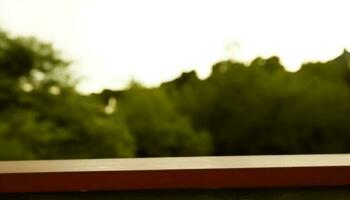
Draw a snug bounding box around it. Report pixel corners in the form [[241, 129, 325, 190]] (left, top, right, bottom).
[[3, 27, 350, 159], [162, 53, 350, 155], [0, 30, 135, 160], [118, 84, 213, 157]]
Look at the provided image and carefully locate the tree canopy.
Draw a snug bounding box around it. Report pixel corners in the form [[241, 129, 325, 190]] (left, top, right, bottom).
[[1, 28, 350, 160], [0, 30, 135, 160]]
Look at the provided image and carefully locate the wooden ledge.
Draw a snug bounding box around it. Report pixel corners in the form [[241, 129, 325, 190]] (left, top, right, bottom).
[[1, 154, 350, 193]]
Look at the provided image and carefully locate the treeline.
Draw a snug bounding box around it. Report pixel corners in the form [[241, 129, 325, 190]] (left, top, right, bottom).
[[1, 29, 350, 160]]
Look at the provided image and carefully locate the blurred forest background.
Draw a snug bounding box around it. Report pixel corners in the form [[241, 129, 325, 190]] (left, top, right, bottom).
[[1, 28, 350, 160]]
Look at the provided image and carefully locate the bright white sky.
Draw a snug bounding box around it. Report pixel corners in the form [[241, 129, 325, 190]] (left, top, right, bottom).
[[0, 0, 350, 93]]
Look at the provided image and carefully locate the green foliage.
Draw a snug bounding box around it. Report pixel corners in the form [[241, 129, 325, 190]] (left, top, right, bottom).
[[2, 27, 350, 159], [161, 51, 350, 155], [0, 30, 135, 160], [118, 86, 213, 157]]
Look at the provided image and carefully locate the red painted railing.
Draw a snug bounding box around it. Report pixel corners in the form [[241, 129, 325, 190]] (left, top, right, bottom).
[[1, 154, 350, 193]]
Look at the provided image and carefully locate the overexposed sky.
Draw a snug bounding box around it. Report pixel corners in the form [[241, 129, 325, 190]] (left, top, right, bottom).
[[0, 0, 350, 93]]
